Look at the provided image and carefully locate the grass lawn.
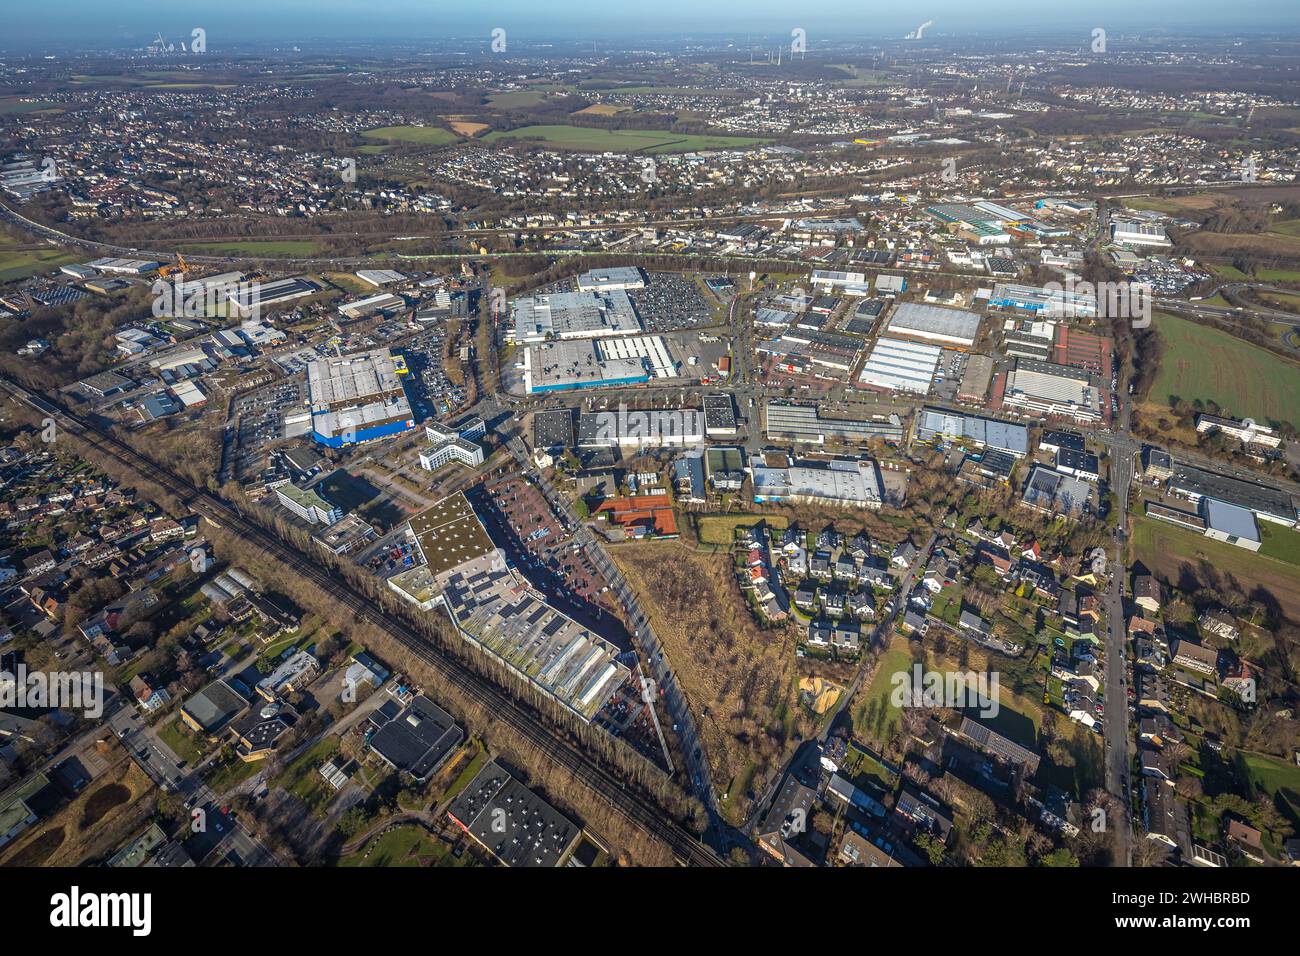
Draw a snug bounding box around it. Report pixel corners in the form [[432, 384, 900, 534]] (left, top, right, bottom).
[[339, 824, 469, 867], [273, 737, 341, 814], [204, 752, 262, 793], [1211, 264, 1251, 281], [1260, 523, 1300, 567], [482, 124, 770, 154], [1240, 752, 1300, 828], [931, 586, 962, 626], [854, 638, 915, 746], [439, 746, 486, 806], [361, 125, 458, 146], [156, 718, 206, 765], [1148, 311, 1300, 425], [694, 513, 789, 546], [1256, 268, 1300, 283]]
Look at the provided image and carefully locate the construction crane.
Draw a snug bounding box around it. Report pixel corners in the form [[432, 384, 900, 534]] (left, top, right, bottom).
[[159, 253, 190, 278]]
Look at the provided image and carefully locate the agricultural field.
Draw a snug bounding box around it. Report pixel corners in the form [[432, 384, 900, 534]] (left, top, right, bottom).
[[1147, 311, 1300, 425], [1130, 516, 1300, 622], [0, 97, 61, 115], [486, 90, 547, 109], [360, 125, 459, 146], [608, 540, 800, 826], [482, 124, 771, 154], [573, 103, 630, 117], [0, 235, 78, 283], [443, 116, 490, 137]]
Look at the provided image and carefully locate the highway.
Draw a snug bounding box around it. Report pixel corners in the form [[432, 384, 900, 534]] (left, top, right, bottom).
[[1, 377, 723, 867]]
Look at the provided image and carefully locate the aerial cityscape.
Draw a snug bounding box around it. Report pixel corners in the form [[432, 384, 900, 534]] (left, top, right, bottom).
[[0, 0, 1296, 917]]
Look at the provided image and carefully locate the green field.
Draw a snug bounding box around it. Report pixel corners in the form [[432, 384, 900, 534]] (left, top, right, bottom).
[[1130, 516, 1300, 621], [1255, 268, 1300, 283], [1270, 219, 1300, 238], [855, 640, 914, 744], [0, 240, 78, 284], [1241, 752, 1300, 827], [156, 718, 206, 765], [487, 90, 546, 109], [176, 239, 326, 257], [0, 98, 60, 116], [339, 824, 468, 867], [1121, 197, 1188, 214], [1260, 523, 1300, 567], [360, 125, 458, 146], [482, 124, 771, 154], [1211, 264, 1251, 281], [1148, 312, 1300, 425]]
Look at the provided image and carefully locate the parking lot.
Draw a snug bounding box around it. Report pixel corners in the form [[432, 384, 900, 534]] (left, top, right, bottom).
[[467, 472, 625, 642], [629, 272, 717, 331], [402, 328, 467, 420], [930, 349, 968, 404], [232, 378, 303, 480]]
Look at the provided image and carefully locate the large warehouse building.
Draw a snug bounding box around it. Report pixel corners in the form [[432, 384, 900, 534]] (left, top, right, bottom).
[[884, 302, 982, 347], [306, 348, 415, 447], [858, 337, 942, 394], [990, 283, 1098, 318], [511, 290, 642, 343], [915, 408, 1030, 456], [1110, 218, 1171, 248], [577, 408, 704, 448], [522, 339, 650, 393], [765, 400, 904, 444], [1002, 359, 1103, 423], [388, 494, 631, 723], [750, 454, 883, 509]]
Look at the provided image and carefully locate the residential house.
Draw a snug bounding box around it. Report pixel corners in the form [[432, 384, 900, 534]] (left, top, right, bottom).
[[1133, 574, 1162, 614], [1171, 639, 1218, 677]]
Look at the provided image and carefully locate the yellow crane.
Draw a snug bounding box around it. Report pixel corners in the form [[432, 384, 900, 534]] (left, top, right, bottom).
[[158, 253, 190, 278]]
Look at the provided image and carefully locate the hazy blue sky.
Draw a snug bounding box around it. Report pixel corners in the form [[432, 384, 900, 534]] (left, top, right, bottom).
[[5, 0, 1299, 49]]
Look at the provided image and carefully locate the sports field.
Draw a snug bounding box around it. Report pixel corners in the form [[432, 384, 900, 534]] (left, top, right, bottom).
[[482, 124, 770, 154], [360, 125, 458, 145], [1148, 312, 1300, 424]]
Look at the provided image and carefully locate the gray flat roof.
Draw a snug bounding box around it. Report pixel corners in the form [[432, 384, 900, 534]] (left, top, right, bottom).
[[1171, 462, 1297, 522]]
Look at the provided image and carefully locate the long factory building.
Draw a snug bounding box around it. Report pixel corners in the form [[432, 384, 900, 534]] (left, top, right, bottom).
[[387, 494, 630, 722], [306, 347, 415, 447]]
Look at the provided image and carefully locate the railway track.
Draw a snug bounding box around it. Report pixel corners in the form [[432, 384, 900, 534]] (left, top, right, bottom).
[[4, 379, 722, 867]]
